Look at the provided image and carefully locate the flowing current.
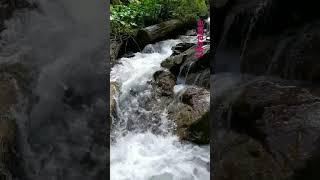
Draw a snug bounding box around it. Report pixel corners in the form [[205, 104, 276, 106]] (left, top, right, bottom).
[[111, 40, 210, 180]]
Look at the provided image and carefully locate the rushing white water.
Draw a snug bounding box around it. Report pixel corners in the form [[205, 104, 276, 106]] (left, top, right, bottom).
[[111, 40, 210, 180]]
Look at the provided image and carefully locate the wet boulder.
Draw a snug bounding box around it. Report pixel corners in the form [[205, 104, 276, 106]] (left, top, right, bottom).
[[168, 86, 210, 144], [153, 70, 176, 97], [185, 68, 210, 89], [171, 43, 195, 56], [161, 45, 197, 75]]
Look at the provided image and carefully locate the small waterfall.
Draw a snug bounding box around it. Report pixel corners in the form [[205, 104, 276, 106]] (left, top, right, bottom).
[[240, 0, 272, 58], [265, 37, 291, 75], [218, 13, 237, 48], [193, 73, 202, 85], [177, 61, 194, 85]]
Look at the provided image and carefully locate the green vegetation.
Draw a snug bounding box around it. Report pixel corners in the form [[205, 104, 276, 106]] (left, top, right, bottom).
[[110, 0, 208, 35]]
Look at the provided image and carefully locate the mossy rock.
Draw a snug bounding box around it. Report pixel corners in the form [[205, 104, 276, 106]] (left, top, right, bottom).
[[187, 111, 209, 144], [167, 86, 210, 144]]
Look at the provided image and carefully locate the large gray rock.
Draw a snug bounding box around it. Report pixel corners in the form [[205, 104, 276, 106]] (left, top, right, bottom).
[[153, 70, 176, 97]]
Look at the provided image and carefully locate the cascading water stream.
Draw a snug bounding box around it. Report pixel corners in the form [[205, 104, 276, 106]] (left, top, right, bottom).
[[111, 39, 210, 180], [177, 61, 194, 85]]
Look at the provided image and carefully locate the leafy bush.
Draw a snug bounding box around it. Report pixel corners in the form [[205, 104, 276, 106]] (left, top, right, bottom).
[[110, 2, 144, 35], [175, 0, 208, 21], [110, 0, 208, 35]]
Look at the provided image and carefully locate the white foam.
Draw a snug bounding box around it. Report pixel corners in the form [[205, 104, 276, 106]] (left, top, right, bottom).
[[111, 132, 210, 180]]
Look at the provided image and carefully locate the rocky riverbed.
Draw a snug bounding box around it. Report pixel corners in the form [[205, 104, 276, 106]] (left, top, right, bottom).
[[110, 18, 211, 179]]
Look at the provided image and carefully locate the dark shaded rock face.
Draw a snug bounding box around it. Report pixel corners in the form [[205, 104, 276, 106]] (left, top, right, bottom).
[[213, 131, 284, 180], [213, 0, 320, 179], [241, 21, 320, 82], [0, 0, 34, 31], [0, 73, 19, 179], [214, 0, 320, 82], [212, 77, 320, 180], [110, 39, 123, 67]]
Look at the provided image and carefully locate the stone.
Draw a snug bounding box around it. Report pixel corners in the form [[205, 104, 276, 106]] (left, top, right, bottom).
[[168, 86, 210, 144]]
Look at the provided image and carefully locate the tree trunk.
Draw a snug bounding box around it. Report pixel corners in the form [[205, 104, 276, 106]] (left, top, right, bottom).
[[136, 19, 185, 48]]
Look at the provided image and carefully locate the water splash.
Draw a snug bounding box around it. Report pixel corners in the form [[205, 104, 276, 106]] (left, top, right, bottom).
[[177, 61, 195, 85]]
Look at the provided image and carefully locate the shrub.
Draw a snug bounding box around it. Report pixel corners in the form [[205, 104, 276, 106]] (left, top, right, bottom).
[[110, 0, 208, 35]]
